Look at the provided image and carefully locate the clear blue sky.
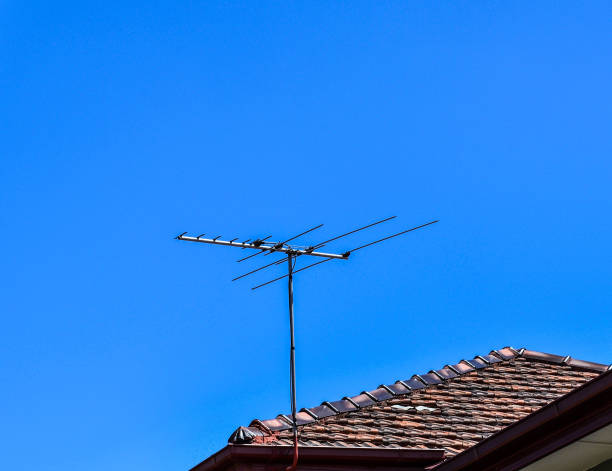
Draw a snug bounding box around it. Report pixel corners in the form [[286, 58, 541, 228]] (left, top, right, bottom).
[[1, 2, 611, 470]]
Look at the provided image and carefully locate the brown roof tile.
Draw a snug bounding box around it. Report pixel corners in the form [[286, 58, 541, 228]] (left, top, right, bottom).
[[229, 347, 609, 460]]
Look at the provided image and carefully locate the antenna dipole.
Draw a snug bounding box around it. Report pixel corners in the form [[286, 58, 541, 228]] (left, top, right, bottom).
[[175, 217, 438, 469]]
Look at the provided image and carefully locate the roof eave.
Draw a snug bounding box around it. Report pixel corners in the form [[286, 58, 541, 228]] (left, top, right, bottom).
[[190, 444, 445, 471]]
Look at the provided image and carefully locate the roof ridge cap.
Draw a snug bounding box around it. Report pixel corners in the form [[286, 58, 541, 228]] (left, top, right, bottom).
[[519, 348, 609, 373]]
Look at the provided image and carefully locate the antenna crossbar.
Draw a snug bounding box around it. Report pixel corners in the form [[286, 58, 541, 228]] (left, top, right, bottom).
[[344, 220, 439, 255], [232, 256, 287, 281], [310, 215, 396, 250]]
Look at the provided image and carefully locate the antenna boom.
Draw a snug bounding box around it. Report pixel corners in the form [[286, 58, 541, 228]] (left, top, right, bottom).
[[177, 235, 347, 259]]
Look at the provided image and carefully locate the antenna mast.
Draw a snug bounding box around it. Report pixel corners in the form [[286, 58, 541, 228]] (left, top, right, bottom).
[[176, 217, 438, 469]]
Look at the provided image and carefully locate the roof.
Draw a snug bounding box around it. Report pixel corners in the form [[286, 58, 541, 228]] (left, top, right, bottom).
[[228, 347, 610, 460]]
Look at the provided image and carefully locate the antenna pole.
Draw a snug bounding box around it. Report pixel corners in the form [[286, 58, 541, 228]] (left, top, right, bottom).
[[287, 254, 299, 470]]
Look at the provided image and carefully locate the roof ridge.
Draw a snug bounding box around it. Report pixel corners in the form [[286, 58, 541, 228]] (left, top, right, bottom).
[[228, 346, 609, 443]]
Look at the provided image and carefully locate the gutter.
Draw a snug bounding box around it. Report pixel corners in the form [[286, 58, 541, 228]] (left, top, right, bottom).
[[190, 445, 445, 471]]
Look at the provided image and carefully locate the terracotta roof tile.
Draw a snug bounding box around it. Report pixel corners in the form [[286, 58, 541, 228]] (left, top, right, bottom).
[[230, 347, 609, 460]]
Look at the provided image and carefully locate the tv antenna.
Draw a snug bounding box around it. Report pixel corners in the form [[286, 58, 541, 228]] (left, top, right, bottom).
[[175, 216, 438, 470]]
